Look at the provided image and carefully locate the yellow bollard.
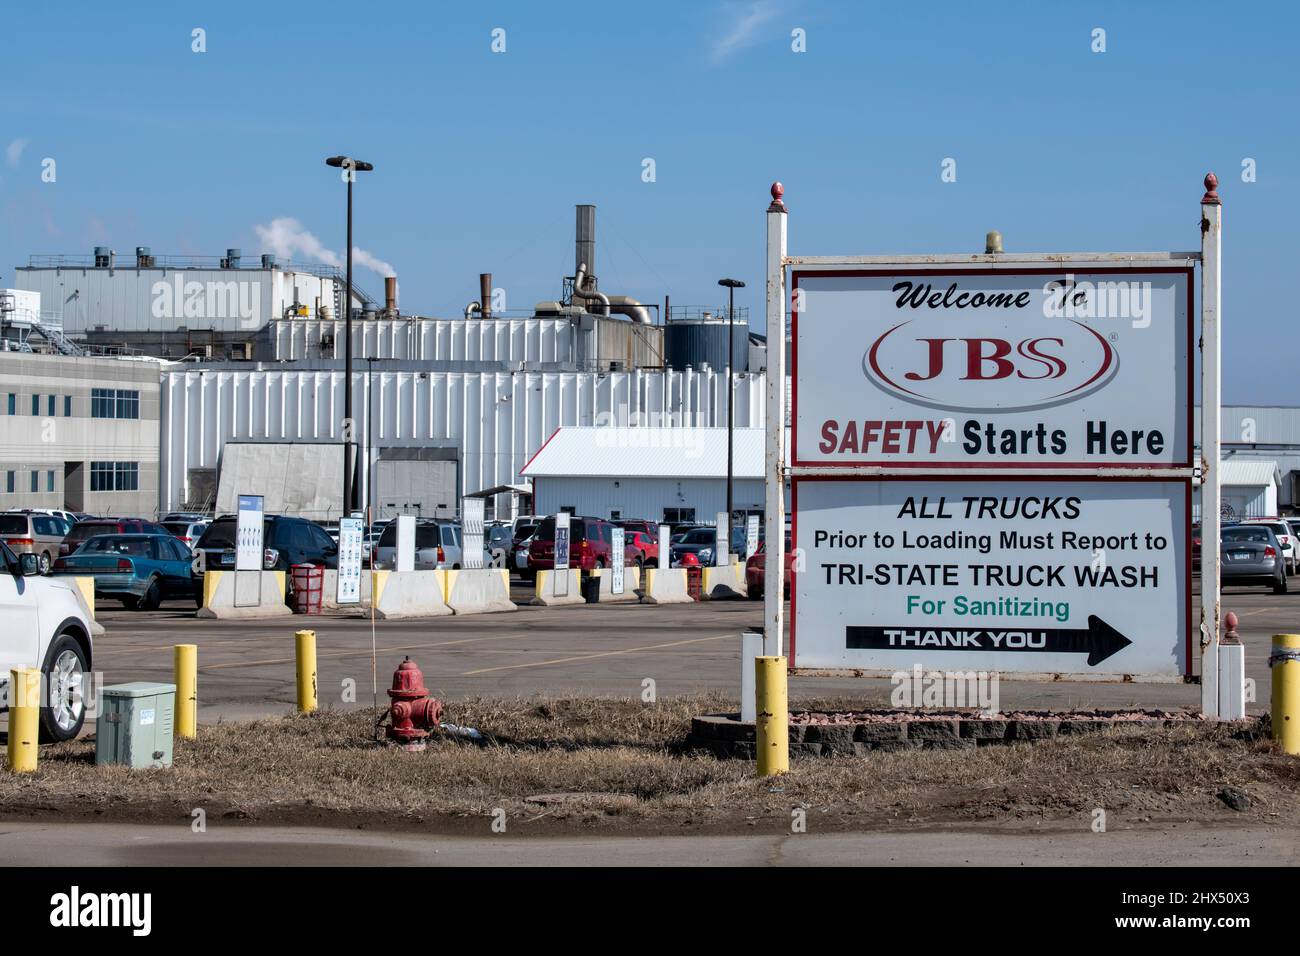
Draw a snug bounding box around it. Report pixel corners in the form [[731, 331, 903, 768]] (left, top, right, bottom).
[[174, 644, 197, 739], [295, 629, 318, 713], [755, 656, 789, 776], [6, 668, 41, 773], [1272, 634, 1300, 755]]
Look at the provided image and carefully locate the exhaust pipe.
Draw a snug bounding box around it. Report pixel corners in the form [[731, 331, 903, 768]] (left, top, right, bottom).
[[571, 262, 609, 315], [480, 273, 492, 320], [384, 276, 398, 316]]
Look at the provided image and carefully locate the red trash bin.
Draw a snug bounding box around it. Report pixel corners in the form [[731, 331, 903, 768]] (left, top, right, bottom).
[[291, 563, 323, 615]]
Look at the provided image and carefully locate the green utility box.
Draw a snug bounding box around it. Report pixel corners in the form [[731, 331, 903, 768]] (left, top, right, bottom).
[[95, 682, 177, 769]]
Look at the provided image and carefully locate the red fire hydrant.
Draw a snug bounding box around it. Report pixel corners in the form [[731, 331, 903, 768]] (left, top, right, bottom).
[[386, 657, 443, 749]]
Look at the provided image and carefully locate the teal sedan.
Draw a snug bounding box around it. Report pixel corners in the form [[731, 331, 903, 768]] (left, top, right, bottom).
[[52, 533, 196, 610]]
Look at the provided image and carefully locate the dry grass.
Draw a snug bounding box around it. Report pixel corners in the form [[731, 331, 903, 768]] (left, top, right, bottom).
[[2, 696, 1296, 834]]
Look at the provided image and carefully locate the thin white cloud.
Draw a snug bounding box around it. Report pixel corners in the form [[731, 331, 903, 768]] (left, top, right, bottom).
[[6, 138, 29, 168], [711, 0, 782, 64]]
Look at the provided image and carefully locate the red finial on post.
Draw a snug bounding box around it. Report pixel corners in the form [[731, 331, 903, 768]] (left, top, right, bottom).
[[1202, 172, 1220, 205], [769, 181, 786, 211]]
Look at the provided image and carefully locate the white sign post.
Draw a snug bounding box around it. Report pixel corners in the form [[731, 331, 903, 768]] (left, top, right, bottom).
[[336, 516, 363, 605], [554, 512, 571, 597], [746, 514, 760, 562], [658, 523, 671, 570], [395, 514, 416, 573], [768, 177, 1214, 704], [463, 498, 485, 570], [234, 494, 264, 608], [714, 511, 728, 567], [611, 526, 625, 595]]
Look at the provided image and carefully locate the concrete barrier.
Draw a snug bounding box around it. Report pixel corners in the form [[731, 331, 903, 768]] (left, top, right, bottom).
[[68, 576, 105, 636], [371, 570, 452, 620], [642, 567, 693, 604], [444, 568, 516, 615], [594, 566, 641, 602], [531, 568, 585, 606], [197, 570, 291, 620], [701, 561, 747, 600]]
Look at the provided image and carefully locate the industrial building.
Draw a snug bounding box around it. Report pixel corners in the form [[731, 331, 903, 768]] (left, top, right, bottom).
[[1194, 405, 1300, 518], [0, 350, 162, 516], [522, 426, 781, 524]]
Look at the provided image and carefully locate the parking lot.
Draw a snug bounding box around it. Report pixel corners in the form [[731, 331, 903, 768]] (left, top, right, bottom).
[[77, 578, 1296, 723]]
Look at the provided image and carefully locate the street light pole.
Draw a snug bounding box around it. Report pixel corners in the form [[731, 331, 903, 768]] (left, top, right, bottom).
[[718, 278, 746, 554], [325, 155, 374, 517]]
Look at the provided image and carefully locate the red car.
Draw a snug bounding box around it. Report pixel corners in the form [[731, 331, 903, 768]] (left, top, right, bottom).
[[528, 516, 614, 573], [745, 536, 792, 599], [624, 530, 659, 566]]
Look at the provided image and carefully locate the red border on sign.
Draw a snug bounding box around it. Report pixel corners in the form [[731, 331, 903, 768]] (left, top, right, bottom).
[[789, 267, 1196, 470], [787, 474, 1194, 678]]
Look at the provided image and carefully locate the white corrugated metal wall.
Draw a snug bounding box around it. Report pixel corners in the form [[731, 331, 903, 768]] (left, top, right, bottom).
[[160, 367, 763, 512]]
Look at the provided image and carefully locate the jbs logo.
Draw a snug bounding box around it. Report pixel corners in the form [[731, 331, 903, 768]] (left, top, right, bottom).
[[864, 322, 1117, 412]]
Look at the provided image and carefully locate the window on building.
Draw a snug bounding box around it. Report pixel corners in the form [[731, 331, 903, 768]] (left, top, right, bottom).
[[610, 509, 622, 521], [6, 394, 14, 415], [47, 470, 55, 492], [560, 506, 576, 515], [90, 461, 139, 492], [5, 471, 13, 494], [29, 471, 37, 493], [47, 395, 55, 416], [663, 508, 696, 524], [30, 394, 39, 415], [63, 395, 72, 417], [91, 388, 140, 419]]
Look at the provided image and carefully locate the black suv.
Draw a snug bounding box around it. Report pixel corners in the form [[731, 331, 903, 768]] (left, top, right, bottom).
[[192, 514, 339, 602]]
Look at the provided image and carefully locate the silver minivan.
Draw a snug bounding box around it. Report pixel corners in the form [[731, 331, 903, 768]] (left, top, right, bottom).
[[0, 511, 69, 573], [374, 519, 465, 570]]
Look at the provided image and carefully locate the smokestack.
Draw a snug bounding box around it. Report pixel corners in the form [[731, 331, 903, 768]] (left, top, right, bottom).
[[479, 273, 492, 320], [575, 205, 596, 282], [384, 276, 398, 316]]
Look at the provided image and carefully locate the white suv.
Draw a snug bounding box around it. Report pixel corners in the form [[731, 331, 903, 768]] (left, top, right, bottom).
[[0, 541, 94, 742]]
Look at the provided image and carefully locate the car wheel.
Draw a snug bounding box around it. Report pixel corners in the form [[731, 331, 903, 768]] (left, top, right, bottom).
[[40, 633, 89, 743], [1273, 571, 1288, 595], [747, 584, 763, 600], [38, 551, 52, 575], [138, 577, 162, 611]]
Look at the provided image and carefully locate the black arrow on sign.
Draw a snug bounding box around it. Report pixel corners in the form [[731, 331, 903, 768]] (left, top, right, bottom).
[[845, 615, 1133, 667]]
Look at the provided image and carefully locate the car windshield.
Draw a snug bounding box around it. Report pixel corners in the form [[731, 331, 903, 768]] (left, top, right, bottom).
[[0, 516, 28, 534], [681, 529, 714, 544], [1222, 527, 1272, 544]]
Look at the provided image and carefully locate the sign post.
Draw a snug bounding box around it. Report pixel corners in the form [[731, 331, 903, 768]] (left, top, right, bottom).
[[611, 526, 625, 595], [658, 523, 671, 570], [769, 177, 1216, 710], [395, 514, 415, 573], [463, 498, 485, 570], [336, 516, 363, 605], [234, 494, 264, 608], [554, 512, 571, 597], [1199, 173, 1223, 718]]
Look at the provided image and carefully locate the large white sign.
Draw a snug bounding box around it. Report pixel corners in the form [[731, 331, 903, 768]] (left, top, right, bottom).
[[235, 494, 264, 571], [791, 268, 1192, 468], [336, 517, 363, 605], [791, 479, 1189, 678], [462, 499, 485, 570], [611, 527, 625, 594]]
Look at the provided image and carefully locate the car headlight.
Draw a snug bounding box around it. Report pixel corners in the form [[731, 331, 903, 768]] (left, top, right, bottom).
[[699, 548, 713, 560]]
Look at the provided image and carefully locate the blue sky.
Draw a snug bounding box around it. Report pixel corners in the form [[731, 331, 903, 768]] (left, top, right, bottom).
[[2, 0, 1295, 401]]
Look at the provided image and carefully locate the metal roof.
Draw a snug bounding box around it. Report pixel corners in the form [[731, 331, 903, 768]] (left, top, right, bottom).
[[521, 427, 770, 480], [1195, 458, 1281, 488]]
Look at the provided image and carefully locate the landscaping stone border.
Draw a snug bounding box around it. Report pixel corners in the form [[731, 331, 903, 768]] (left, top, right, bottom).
[[686, 712, 1209, 759]]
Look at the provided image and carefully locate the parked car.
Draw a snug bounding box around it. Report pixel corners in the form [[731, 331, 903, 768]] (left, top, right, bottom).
[[670, 526, 747, 567], [53, 533, 196, 610], [162, 518, 209, 549], [527, 516, 616, 573], [625, 530, 660, 566], [1242, 519, 1300, 575], [514, 531, 536, 576], [0, 540, 94, 741], [373, 519, 482, 570], [485, 524, 513, 568], [192, 515, 339, 603], [0, 511, 68, 573], [1220, 524, 1287, 593], [746, 536, 793, 599], [61, 518, 169, 557], [617, 519, 659, 539], [162, 512, 210, 524]]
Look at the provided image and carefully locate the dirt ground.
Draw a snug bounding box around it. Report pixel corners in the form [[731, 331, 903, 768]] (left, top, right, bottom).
[[2, 696, 1296, 838]]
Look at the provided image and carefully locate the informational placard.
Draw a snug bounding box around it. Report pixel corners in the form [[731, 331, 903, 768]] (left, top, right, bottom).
[[235, 495, 264, 571], [395, 514, 416, 573], [462, 498, 485, 570], [611, 526, 625, 595], [554, 512, 571, 597], [746, 515, 760, 561], [336, 517, 364, 605], [714, 511, 728, 566], [658, 524, 670, 569], [791, 478, 1189, 678], [791, 268, 1192, 468]]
